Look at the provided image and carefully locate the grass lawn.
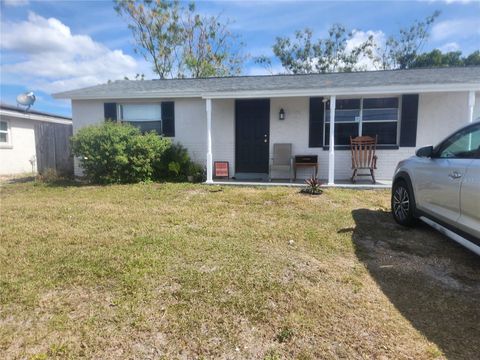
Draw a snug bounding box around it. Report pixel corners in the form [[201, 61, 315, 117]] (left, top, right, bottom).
[[1, 181, 479, 359]]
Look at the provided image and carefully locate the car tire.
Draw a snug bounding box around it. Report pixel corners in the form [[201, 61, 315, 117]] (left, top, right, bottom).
[[391, 180, 417, 227]]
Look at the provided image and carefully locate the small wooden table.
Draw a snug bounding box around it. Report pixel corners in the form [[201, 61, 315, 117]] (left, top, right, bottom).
[[294, 155, 318, 181]]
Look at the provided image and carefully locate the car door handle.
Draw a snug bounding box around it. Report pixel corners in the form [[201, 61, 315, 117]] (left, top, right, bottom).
[[448, 171, 462, 179]]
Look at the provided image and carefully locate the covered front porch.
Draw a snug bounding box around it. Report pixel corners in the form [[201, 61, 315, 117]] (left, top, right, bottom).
[[202, 93, 410, 187], [201, 90, 477, 187]]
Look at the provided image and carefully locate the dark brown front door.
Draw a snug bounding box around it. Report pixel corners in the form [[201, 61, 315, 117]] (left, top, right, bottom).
[[235, 99, 270, 173]]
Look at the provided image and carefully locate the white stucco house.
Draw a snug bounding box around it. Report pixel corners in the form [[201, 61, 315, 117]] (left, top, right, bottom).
[[53, 67, 480, 185], [0, 103, 73, 176]]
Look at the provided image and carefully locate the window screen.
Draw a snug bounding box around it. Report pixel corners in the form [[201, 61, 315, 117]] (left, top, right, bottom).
[[119, 104, 162, 134], [323, 97, 399, 147], [325, 123, 360, 146]]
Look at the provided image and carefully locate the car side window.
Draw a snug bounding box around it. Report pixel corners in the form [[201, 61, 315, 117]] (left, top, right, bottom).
[[437, 125, 480, 159]]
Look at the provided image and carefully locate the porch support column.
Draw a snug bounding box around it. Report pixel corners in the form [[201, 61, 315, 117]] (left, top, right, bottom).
[[328, 95, 336, 185], [468, 90, 475, 123], [206, 98, 213, 183]]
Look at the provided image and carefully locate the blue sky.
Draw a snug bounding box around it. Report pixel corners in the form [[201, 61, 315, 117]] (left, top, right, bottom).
[[1, 0, 479, 116]]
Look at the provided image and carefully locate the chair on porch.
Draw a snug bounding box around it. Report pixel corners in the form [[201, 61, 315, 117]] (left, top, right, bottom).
[[269, 143, 293, 182], [350, 135, 378, 184]]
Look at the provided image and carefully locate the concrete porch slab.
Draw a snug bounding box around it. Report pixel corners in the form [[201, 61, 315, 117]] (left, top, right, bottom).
[[206, 178, 392, 189]]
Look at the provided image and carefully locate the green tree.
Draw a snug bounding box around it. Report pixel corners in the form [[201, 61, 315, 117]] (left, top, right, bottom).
[[260, 25, 376, 74], [114, 0, 183, 78], [378, 11, 441, 69], [114, 0, 245, 78], [181, 6, 244, 77], [464, 51, 480, 66], [410, 49, 463, 68], [409, 49, 480, 68], [259, 12, 446, 73]]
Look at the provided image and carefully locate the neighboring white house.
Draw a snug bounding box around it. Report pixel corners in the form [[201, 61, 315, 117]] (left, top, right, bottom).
[[0, 103, 72, 175], [53, 67, 480, 184]]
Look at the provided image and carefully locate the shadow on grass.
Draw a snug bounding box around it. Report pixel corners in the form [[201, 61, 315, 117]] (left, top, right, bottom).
[[351, 208, 480, 360], [35, 178, 199, 188], [1, 176, 91, 188], [0, 175, 36, 184]]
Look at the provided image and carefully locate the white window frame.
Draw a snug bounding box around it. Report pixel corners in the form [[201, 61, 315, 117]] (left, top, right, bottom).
[[324, 99, 361, 147], [323, 96, 400, 147], [117, 103, 163, 134], [0, 119, 12, 148]]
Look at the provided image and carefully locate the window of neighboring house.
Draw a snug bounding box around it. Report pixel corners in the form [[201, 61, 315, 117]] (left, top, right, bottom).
[[118, 104, 162, 134], [0, 120, 10, 145], [324, 97, 399, 146]]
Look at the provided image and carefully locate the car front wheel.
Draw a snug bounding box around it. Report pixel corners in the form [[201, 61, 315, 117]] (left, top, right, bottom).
[[391, 180, 416, 226]]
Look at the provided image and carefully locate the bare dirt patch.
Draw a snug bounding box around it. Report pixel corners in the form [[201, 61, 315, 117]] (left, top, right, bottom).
[[352, 208, 480, 360]]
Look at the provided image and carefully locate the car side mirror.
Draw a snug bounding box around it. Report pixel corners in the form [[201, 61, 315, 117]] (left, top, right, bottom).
[[416, 145, 434, 158]]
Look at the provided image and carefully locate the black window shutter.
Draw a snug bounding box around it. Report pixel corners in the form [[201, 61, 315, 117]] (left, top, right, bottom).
[[104, 103, 117, 121], [309, 97, 324, 147], [161, 101, 175, 137], [400, 94, 419, 147]]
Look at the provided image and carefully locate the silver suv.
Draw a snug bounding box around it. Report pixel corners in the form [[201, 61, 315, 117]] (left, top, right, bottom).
[[391, 121, 480, 255]]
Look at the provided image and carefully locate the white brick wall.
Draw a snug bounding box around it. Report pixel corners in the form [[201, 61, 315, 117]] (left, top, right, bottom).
[[0, 117, 37, 175], [71, 91, 478, 181], [71, 99, 105, 176], [71, 98, 208, 176], [212, 99, 235, 176], [417, 92, 471, 146]]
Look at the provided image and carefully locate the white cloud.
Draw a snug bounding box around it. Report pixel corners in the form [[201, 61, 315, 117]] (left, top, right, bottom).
[[2, 0, 29, 7], [439, 42, 461, 52], [346, 30, 386, 70], [0, 12, 149, 93], [432, 18, 480, 42], [442, 0, 474, 3], [246, 29, 386, 75], [428, 0, 477, 4]]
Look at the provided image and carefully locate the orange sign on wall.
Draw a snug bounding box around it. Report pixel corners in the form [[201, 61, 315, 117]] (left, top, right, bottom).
[[214, 161, 229, 178]]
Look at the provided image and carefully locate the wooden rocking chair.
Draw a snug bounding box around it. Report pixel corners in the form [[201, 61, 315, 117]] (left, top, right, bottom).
[[350, 135, 378, 184]]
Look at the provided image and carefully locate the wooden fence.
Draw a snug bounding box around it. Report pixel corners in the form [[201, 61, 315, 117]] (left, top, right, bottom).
[[35, 122, 74, 176]]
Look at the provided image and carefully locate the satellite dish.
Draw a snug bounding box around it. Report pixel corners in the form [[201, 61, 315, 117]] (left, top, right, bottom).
[[16, 91, 36, 111]]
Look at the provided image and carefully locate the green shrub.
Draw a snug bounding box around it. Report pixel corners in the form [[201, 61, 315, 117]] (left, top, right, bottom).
[[187, 161, 206, 183], [154, 142, 192, 181], [70, 123, 205, 184], [124, 131, 171, 183], [71, 122, 170, 184]]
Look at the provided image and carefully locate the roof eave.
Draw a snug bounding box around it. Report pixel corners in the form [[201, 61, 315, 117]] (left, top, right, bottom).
[[52, 91, 204, 100], [52, 83, 480, 100], [0, 109, 72, 125], [202, 83, 480, 99]]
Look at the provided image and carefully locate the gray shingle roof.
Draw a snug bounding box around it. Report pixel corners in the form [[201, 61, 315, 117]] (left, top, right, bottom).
[[0, 103, 71, 120], [53, 66, 480, 99]]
